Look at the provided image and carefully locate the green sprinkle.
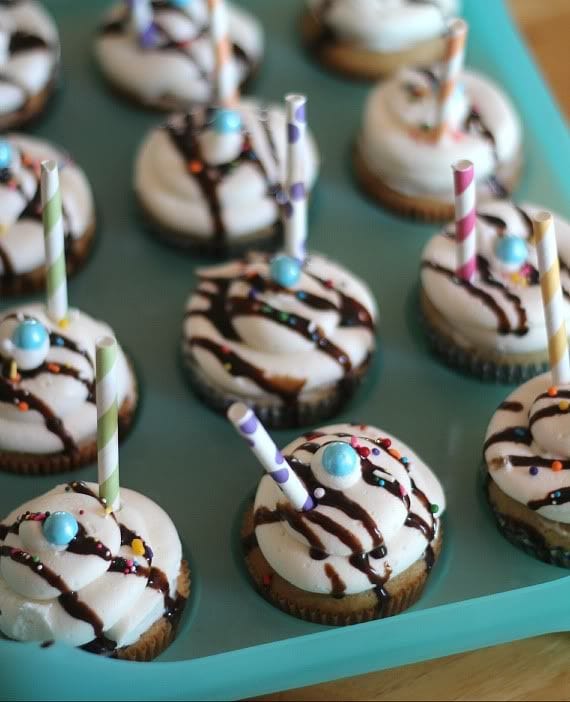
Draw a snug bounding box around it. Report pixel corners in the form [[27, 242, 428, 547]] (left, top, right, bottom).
[[430, 504, 439, 514]]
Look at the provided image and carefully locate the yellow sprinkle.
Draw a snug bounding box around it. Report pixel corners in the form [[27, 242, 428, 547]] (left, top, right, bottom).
[[223, 363, 232, 371], [559, 400, 570, 411], [104, 506, 113, 516], [131, 538, 145, 556], [9, 360, 18, 381], [58, 318, 70, 330], [0, 223, 8, 237]]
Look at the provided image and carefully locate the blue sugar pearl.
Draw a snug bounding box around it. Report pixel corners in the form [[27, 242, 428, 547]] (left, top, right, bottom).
[[372, 448, 380, 456], [0, 140, 13, 170], [270, 254, 301, 288], [529, 466, 539, 476], [12, 319, 49, 351], [495, 235, 528, 267], [42, 511, 78, 546], [514, 427, 527, 437], [212, 108, 242, 135], [322, 442, 359, 478], [555, 491, 562, 498]]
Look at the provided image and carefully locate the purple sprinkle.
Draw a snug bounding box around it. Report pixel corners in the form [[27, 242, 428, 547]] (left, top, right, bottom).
[[372, 448, 380, 456], [275, 189, 288, 205], [287, 123, 300, 144], [275, 450, 284, 465], [283, 202, 293, 219], [295, 103, 306, 124], [271, 468, 289, 484], [140, 23, 159, 49], [290, 182, 306, 201], [248, 289, 257, 300], [302, 495, 315, 512], [529, 466, 539, 476], [239, 414, 258, 435]]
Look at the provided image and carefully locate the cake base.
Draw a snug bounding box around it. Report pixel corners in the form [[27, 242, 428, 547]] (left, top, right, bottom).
[[420, 288, 549, 382], [300, 10, 447, 81], [242, 506, 442, 625]]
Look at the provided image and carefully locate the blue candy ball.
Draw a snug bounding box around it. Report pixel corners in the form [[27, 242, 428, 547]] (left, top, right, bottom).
[[322, 442, 359, 478], [0, 140, 13, 170], [12, 319, 49, 351], [42, 511, 78, 546], [495, 235, 528, 267], [212, 108, 242, 135], [270, 254, 301, 288]]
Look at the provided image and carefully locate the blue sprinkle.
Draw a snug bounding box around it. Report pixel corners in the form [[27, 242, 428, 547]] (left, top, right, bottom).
[[297, 291, 307, 300], [555, 491, 562, 498], [372, 448, 380, 456], [514, 427, 527, 437], [401, 457, 409, 465], [379, 480, 385, 487]]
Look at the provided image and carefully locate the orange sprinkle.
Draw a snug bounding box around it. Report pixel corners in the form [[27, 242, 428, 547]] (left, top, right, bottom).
[[389, 448, 402, 460], [188, 160, 203, 174], [548, 386, 558, 397], [552, 461, 563, 472], [47, 363, 61, 374], [18, 402, 29, 412]]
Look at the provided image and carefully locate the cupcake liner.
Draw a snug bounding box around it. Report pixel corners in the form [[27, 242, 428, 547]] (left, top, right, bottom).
[[0, 219, 97, 298], [0, 364, 138, 475], [117, 560, 191, 662], [181, 344, 372, 429], [0, 71, 59, 132], [241, 505, 442, 625]]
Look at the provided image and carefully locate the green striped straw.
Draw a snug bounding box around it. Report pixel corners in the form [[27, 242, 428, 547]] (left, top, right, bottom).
[[41, 160, 68, 326], [96, 336, 120, 513]]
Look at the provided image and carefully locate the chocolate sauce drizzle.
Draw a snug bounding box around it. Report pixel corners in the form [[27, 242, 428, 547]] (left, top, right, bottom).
[[499, 401, 524, 412]]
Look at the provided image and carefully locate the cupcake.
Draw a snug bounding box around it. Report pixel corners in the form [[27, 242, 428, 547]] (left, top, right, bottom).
[[0, 480, 189, 659], [135, 100, 320, 255], [420, 199, 570, 381], [95, 0, 263, 112], [0, 1, 60, 130], [355, 21, 522, 221], [302, 0, 459, 80], [484, 373, 570, 567], [0, 305, 138, 474], [0, 135, 96, 297], [235, 413, 445, 625]]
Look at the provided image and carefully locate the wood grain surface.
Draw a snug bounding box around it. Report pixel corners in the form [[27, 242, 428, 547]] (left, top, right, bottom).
[[258, 2, 570, 699]]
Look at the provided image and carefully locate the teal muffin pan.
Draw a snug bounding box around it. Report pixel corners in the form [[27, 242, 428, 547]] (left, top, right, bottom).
[[1, 1, 570, 700]]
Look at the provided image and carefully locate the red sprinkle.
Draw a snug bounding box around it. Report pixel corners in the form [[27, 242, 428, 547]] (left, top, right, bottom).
[[221, 345, 231, 354], [324, 279, 334, 289], [262, 574, 272, 587], [358, 446, 371, 458], [381, 439, 392, 449]]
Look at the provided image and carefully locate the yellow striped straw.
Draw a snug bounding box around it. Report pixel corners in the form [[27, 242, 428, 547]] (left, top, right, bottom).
[[533, 211, 570, 385], [432, 18, 468, 142]]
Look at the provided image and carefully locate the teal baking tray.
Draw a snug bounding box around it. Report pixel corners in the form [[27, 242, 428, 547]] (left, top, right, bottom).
[[1, 0, 570, 700]]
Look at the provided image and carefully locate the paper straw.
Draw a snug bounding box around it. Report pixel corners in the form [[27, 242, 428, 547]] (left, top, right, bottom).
[[207, 0, 238, 108], [453, 159, 476, 281], [127, 0, 157, 48], [41, 160, 68, 326], [227, 403, 314, 512], [96, 337, 120, 513], [433, 18, 468, 141], [533, 211, 570, 386], [284, 94, 308, 262]]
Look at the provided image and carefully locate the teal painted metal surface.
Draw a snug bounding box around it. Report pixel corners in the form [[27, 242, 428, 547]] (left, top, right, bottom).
[[1, 0, 569, 699]]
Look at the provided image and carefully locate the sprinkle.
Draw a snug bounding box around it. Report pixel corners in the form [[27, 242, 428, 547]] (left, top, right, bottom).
[[552, 461, 563, 472], [314, 487, 325, 499], [359, 424, 367, 430], [560, 400, 570, 411], [262, 574, 272, 587], [32, 556, 39, 563], [9, 360, 18, 381], [18, 402, 29, 412], [36, 565, 43, 571], [399, 484, 407, 497], [297, 291, 307, 300], [96, 543, 102, 550], [221, 345, 230, 354], [357, 446, 370, 458], [79, 510, 84, 515], [554, 491, 562, 498], [54, 337, 64, 347], [377, 479, 386, 487], [389, 448, 402, 460], [381, 439, 391, 449], [514, 427, 527, 437], [126, 559, 134, 568], [58, 319, 69, 330], [548, 386, 558, 397], [430, 504, 440, 514], [262, 305, 271, 314], [188, 160, 203, 174], [372, 448, 380, 456], [131, 538, 145, 556], [324, 279, 334, 289], [47, 363, 61, 374], [105, 551, 111, 558], [350, 436, 359, 448], [529, 466, 539, 476], [401, 457, 409, 465], [279, 312, 289, 322], [223, 363, 232, 372]]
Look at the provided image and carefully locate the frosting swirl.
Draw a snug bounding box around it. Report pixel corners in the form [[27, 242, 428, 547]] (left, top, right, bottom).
[[0, 1, 59, 118], [0, 482, 182, 649], [183, 252, 377, 402], [421, 200, 570, 355], [252, 423, 445, 595], [359, 68, 522, 200], [95, 0, 263, 109], [135, 99, 320, 244], [0, 134, 94, 279], [0, 304, 136, 455]]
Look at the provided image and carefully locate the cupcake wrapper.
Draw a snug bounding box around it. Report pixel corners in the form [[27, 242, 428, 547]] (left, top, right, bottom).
[[0, 69, 59, 132], [182, 345, 372, 429]]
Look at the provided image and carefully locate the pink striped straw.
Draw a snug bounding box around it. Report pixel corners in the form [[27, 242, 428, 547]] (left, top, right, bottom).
[[453, 159, 477, 281]]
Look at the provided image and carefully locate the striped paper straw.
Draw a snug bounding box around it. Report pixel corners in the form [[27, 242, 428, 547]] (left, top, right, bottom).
[[227, 403, 314, 512], [284, 94, 308, 262], [453, 159, 476, 281], [96, 336, 120, 513], [127, 0, 156, 48], [41, 160, 68, 326], [207, 0, 238, 107], [533, 211, 570, 385], [433, 18, 468, 142]]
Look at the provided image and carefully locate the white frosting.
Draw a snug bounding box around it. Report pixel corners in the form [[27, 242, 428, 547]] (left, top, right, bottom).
[[135, 99, 320, 240], [254, 423, 445, 595], [135, 100, 319, 241], [421, 200, 570, 355], [95, 0, 263, 107], [0, 1, 59, 116], [485, 373, 570, 525], [308, 0, 458, 52], [0, 304, 136, 455], [0, 134, 94, 277], [359, 68, 522, 201], [183, 252, 377, 401], [0, 482, 182, 648]]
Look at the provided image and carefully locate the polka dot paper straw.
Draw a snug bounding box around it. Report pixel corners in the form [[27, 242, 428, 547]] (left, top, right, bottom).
[[453, 159, 476, 281], [207, 0, 238, 108], [533, 211, 570, 385], [96, 336, 120, 513], [227, 403, 314, 512], [284, 93, 308, 262], [40, 160, 68, 326], [434, 18, 468, 141]]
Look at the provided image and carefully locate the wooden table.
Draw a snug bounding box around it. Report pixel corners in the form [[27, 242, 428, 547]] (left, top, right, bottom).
[[260, 2, 570, 699]]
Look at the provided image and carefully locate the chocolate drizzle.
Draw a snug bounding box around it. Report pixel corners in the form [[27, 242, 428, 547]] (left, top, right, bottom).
[[500, 401, 524, 412]]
